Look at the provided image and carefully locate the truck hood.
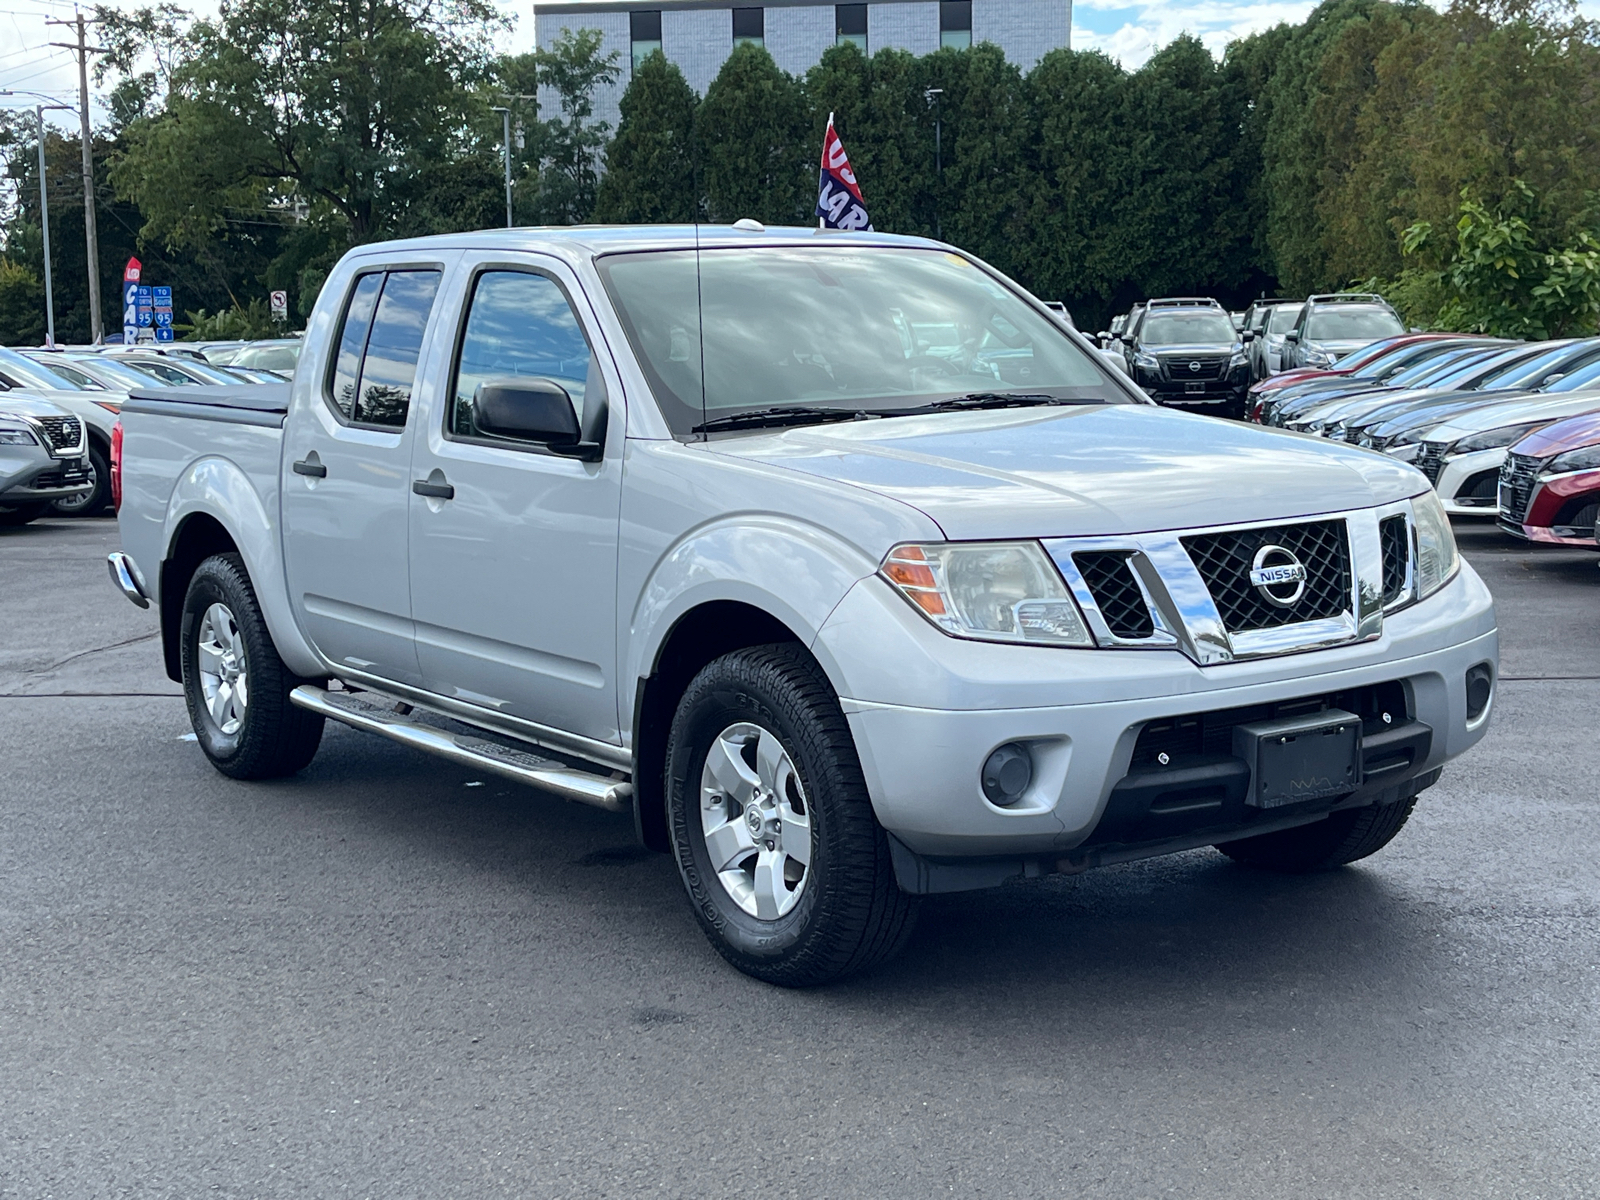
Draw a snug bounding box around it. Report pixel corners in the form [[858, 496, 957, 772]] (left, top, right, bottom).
[[709, 404, 1425, 539]]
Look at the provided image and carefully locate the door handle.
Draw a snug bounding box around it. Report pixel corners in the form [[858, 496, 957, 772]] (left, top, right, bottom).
[[292, 456, 326, 478], [412, 477, 455, 500]]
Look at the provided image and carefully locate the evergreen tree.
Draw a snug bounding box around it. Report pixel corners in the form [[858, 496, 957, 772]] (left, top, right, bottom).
[[698, 43, 812, 225], [594, 50, 698, 223], [935, 44, 1031, 280]]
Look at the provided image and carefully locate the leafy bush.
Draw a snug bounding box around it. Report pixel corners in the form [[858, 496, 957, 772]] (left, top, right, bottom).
[[0, 259, 45, 347], [179, 299, 285, 340]]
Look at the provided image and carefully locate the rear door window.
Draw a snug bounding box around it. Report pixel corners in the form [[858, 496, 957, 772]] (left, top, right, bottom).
[[325, 269, 442, 427]]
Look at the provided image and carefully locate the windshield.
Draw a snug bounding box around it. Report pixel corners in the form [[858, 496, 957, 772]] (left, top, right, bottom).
[[1141, 311, 1237, 345], [1353, 341, 1455, 379], [1542, 356, 1600, 393], [1388, 348, 1495, 388], [1474, 344, 1583, 390], [69, 356, 166, 389], [233, 342, 302, 371], [22, 356, 104, 390], [1266, 305, 1303, 335], [1305, 307, 1404, 341], [597, 246, 1120, 434], [0, 348, 84, 391]]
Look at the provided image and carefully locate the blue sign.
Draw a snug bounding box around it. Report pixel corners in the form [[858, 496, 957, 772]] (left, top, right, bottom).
[[152, 286, 171, 302], [136, 285, 153, 329], [153, 311, 173, 328], [155, 326, 174, 343]]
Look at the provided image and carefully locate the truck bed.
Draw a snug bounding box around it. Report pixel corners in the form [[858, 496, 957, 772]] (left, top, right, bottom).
[[123, 384, 290, 427]]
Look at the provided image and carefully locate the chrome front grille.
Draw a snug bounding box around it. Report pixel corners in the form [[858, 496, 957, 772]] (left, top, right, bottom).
[[1415, 442, 1446, 484], [1498, 453, 1541, 525], [1379, 514, 1409, 606], [1181, 520, 1351, 633], [1073, 551, 1154, 639]]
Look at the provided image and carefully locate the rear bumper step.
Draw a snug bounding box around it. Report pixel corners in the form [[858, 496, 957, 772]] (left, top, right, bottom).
[[289, 685, 633, 813]]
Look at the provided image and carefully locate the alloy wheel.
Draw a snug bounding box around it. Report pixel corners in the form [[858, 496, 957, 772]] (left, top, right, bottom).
[[699, 721, 812, 920]]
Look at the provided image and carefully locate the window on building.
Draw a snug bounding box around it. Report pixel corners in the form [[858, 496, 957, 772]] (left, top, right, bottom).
[[733, 7, 764, 47], [631, 10, 662, 73], [836, 3, 866, 50], [939, 0, 971, 49]]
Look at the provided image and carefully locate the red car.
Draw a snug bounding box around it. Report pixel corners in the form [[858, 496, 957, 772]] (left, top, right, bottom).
[[1245, 333, 1465, 422], [1498, 410, 1600, 546]]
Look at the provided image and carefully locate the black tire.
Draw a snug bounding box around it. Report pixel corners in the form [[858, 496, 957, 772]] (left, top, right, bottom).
[[1214, 796, 1417, 872], [180, 552, 325, 780], [0, 502, 50, 526], [51, 442, 111, 517], [665, 644, 917, 986]]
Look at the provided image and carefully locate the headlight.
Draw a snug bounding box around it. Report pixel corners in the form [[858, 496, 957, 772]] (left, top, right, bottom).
[[1542, 444, 1600, 476], [1385, 443, 1421, 462], [1412, 492, 1459, 600], [0, 426, 37, 445], [1133, 352, 1159, 371], [1228, 348, 1249, 369], [1450, 421, 1548, 455], [1391, 427, 1430, 448], [1305, 348, 1335, 367], [881, 542, 1093, 647]]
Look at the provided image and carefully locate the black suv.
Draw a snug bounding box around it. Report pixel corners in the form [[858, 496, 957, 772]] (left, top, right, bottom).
[[1122, 298, 1252, 417]]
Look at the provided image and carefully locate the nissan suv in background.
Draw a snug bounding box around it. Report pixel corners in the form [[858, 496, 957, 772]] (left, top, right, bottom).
[[1281, 294, 1406, 371], [1121, 298, 1252, 417], [1240, 298, 1304, 379]]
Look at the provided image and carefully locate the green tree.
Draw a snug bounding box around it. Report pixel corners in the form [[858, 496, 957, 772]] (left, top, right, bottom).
[[0, 259, 45, 346], [105, 0, 500, 250], [594, 50, 698, 223], [520, 29, 622, 224], [1024, 49, 1132, 324], [698, 43, 812, 225], [1395, 182, 1600, 338]]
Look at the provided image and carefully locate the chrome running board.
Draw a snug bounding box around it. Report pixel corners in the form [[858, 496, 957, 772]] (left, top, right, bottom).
[[290, 685, 633, 814]]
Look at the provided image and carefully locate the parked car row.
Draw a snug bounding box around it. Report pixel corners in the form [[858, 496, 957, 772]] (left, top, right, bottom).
[[1096, 293, 1409, 418], [1251, 334, 1600, 548], [0, 340, 298, 523]]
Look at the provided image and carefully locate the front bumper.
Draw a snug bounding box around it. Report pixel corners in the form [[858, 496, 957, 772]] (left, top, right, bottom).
[[816, 565, 1496, 885], [1436, 449, 1507, 515], [1498, 465, 1600, 545], [0, 454, 92, 505]]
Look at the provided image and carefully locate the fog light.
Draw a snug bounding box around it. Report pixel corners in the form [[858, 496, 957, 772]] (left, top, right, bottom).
[[1465, 662, 1494, 722], [981, 743, 1033, 806]]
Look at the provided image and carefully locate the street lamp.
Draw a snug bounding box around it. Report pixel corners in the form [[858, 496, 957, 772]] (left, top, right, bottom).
[[924, 87, 944, 240], [1, 90, 77, 347], [490, 94, 537, 231]]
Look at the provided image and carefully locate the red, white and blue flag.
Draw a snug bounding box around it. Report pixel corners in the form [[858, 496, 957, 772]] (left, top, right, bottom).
[[816, 114, 873, 231]]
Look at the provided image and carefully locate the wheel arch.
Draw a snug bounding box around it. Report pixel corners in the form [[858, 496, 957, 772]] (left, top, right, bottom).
[[630, 600, 818, 853], [159, 512, 240, 682]]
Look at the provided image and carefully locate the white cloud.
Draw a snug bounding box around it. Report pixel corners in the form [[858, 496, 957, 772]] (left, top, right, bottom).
[[1072, 0, 1322, 68]]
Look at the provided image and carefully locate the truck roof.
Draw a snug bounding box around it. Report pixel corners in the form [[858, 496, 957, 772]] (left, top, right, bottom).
[[338, 224, 945, 262]]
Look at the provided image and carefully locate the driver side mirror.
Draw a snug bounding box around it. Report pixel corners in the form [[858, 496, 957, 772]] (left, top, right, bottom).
[[1284, 330, 1300, 343], [473, 377, 600, 460], [1241, 330, 1256, 342]]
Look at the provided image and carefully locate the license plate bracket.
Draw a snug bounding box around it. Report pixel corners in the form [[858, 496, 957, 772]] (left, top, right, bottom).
[[1185, 381, 1206, 394], [1233, 709, 1362, 808]]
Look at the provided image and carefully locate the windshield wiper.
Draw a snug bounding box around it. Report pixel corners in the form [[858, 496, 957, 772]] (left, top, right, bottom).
[[907, 392, 1093, 412], [692, 406, 874, 434]]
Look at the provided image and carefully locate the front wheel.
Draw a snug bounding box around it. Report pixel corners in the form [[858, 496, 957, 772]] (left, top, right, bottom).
[[52, 443, 111, 517], [665, 644, 917, 986], [180, 553, 325, 780]]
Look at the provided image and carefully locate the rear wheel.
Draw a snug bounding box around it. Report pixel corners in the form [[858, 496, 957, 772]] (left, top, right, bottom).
[[180, 553, 324, 779], [666, 644, 917, 986], [1214, 797, 1417, 872], [0, 502, 50, 527]]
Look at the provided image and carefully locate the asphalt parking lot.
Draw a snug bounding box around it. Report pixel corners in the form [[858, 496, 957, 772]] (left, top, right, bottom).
[[1, 517, 1596, 1198]]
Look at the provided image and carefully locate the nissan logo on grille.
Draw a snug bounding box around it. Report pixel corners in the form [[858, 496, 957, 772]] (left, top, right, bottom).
[[1189, 361, 1201, 372], [1249, 545, 1307, 607]]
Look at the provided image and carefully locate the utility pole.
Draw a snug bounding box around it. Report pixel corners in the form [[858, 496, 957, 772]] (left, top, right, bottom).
[[48, 12, 106, 342], [2, 91, 76, 346]]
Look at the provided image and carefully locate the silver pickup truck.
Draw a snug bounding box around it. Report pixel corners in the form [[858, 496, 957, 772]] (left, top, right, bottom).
[[110, 226, 1498, 985]]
